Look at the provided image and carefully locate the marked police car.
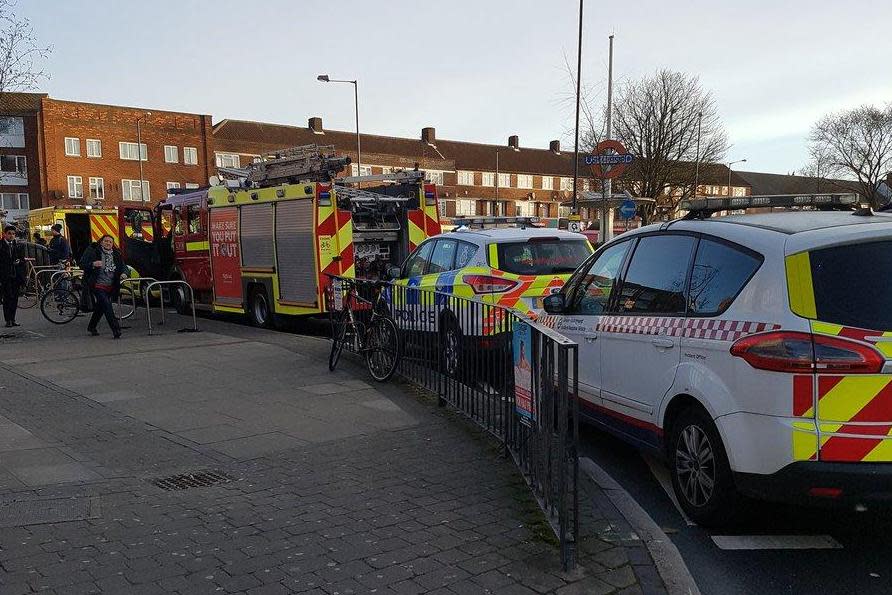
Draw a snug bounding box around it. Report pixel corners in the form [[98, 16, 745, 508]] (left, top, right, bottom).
[[386, 217, 592, 377], [538, 193, 892, 524]]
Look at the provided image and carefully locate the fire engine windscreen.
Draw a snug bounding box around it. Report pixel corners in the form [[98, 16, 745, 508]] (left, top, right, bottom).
[[497, 240, 591, 275]]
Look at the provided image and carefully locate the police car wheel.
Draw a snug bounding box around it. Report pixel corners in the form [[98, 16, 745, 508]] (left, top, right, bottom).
[[440, 317, 462, 378], [669, 407, 738, 527]]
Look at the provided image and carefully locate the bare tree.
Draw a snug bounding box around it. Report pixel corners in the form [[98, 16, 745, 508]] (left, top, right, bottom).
[[808, 104, 892, 207], [0, 0, 50, 93], [611, 70, 727, 222]]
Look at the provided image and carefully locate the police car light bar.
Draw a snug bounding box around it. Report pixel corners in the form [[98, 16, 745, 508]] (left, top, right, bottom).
[[680, 193, 859, 217], [452, 216, 541, 229]]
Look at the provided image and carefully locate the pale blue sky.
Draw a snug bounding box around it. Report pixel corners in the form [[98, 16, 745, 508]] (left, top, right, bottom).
[[22, 0, 892, 174]]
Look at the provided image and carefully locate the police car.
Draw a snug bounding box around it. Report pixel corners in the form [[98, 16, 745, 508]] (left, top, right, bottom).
[[538, 193, 892, 524], [386, 217, 592, 376]]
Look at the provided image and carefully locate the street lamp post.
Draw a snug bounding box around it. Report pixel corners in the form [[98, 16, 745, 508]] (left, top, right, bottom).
[[495, 145, 519, 215], [136, 112, 151, 204], [317, 75, 361, 178], [727, 158, 747, 196]]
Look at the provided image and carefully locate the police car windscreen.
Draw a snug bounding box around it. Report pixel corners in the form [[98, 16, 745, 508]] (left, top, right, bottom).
[[810, 240, 892, 331], [497, 240, 591, 275]]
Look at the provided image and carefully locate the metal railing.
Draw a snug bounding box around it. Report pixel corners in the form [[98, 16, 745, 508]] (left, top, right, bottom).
[[143, 280, 199, 335], [328, 277, 579, 570]]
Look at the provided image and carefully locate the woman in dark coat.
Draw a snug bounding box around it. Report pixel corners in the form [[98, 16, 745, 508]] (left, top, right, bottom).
[[79, 234, 128, 338]]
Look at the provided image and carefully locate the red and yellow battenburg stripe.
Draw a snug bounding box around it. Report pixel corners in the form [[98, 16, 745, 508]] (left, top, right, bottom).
[[90, 214, 119, 244], [316, 186, 354, 308], [407, 184, 442, 251]]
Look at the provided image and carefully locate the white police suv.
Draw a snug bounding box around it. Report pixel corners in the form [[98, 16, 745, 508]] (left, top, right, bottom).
[[539, 193, 892, 525]]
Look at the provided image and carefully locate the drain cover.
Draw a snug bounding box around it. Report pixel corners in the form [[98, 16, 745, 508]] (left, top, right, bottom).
[[152, 471, 230, 491]]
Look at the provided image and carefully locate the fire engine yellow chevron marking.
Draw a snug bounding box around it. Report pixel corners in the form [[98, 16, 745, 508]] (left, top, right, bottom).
[[336, 218, 352, 256], [818, 376, 892, 422], [408, 219, 424, 248], [786, 252, 817, 319], [862, 426, 892, 462]]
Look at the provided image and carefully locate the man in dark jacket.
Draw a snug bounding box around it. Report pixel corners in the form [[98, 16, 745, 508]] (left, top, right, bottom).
[[0, 224, 25, 327], [79, 234, 128, 338], [47, 223, 71, 265]]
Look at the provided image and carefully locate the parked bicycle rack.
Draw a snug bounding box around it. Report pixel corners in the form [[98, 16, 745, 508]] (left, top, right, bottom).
[[144, 280, 199, 335], [116, 277, 157, 325]]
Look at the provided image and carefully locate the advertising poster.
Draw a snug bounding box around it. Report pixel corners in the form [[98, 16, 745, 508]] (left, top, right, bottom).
[[209, 207, 242, 304], [513, 321, 535, 424]]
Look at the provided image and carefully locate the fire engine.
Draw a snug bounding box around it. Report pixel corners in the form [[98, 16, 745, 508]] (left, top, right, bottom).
[[124, 144, 442, 327]]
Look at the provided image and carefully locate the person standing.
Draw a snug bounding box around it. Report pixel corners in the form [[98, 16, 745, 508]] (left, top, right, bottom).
[[47, 223, 70, 265], [79, 234, 127, 338], [0, 224, 24, 327], [33, 232, 47, 246]]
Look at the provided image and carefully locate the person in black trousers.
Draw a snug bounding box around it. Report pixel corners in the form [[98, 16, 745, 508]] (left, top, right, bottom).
[[0, 224, 24, 327], [79, 234, 128, 338]]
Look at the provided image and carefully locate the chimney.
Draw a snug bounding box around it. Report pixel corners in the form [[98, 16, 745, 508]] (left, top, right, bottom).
[[308, 117, 323, 134], [422, 127, 436, 144], [549, 140, 561, 154], [508, 135, 519, 150]]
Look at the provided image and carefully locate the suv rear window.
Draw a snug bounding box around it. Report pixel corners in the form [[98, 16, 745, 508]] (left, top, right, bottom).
[[497, 239, 590, 275], [810, 240, 892, 330]]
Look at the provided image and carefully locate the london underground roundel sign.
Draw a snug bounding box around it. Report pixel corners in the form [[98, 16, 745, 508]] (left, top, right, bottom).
[[586, 139, 634, 179]]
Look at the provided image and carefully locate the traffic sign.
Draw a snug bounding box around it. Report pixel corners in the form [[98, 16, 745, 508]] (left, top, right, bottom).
[[618, 199, 637, 220], [586, 139, 634, 179]]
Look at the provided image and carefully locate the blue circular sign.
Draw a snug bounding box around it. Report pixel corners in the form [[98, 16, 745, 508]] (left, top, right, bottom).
[[619, 199, 637, 220]]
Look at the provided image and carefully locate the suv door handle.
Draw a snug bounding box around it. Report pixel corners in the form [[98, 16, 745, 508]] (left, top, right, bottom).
[[583, 333, 598, 344], [652, 338, 675, 349]]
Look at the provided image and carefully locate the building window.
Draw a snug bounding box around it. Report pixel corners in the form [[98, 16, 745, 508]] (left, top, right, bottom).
[[497, 173, 511, 188], [425, 170, 444, 185], [0, 193, 28, 210], [457, 170, 474, 185], [122, 179, 150, 202], [516, 201, 535, 217], [119, 142, 147, 161], [481, 172, 495, 187], [67, 175, 83, 199], [456, 199, 475, 216], [166, 182, 180, 196], [215, 152, 240, 168], [733, 186, 746, 197], [183, 147, 198, 165], [65, 137, 81, 157], [349, 163, 372, 177], [86, 139, 102, 158], [438, 199, 448, 217], [0, 117, 25, 147], [164, 145, 179, 163], [516, 174, 533, 189], [184, 183, 199, 189], [582, 179, 590, 192], [560, 177, 573, 191], [0, 155, 26, 174], [89, 177, 104, 200]]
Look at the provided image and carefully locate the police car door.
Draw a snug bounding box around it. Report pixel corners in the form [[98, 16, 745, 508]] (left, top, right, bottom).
[[396, 240, 436, 330], [552, 239, 632, 414], [599, 233, 695, 445]]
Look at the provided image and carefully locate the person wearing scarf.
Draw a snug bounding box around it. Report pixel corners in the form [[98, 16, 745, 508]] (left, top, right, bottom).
[[79, 234, 128, 338]]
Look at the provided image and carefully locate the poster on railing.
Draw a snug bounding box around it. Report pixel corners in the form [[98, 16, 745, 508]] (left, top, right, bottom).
[[513, 321, 535, 425]]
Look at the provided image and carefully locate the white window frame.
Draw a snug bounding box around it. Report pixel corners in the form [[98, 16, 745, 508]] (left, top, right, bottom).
[[215, 152, 240, 168], [424, 170, 444, 185], [183, 147, 198, 165], [67, 175, 83, 199], [119, 142, 147, 161], [86, 139, 102, 158], [516, 174, 532, 189], [560, 177, 573, 191], [164, 145, 179, 163], [17, 192, 28, 210], [0, 192, 28, 210], [0, 155, 26, 174], [349, 163, 373, 177], [184, 183, 199, 189], [65, 137, 81, 157], [457, 170, 474, 186], [88, 177, 104, 200], [481, 172, 495, 187], [122, 179, 150, 202], [456, 199, 475, 216], [497, 173, 511, 188], [541, 176, 554, 190]]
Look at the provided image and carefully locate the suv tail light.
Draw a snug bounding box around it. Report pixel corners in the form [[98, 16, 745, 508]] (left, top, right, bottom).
[[463, 274, 518, 294], [730, 331, 885, 374]]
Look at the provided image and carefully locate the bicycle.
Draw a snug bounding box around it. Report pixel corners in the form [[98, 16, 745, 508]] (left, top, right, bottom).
[[40, 270, 83, 324], [17, 258, 59, 309], [327, 277, 401, 382]]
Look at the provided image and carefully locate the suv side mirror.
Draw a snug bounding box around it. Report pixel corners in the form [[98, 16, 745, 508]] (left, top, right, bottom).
[[543, 293, 565, 314], [385, 265, 402, 280]]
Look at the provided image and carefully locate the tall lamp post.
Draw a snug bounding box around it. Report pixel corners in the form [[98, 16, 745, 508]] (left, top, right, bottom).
[[727, 158, 747, 196], [317, 75, 361, 177], [495, 145, 520, 215], [136, 112, 151, 204]]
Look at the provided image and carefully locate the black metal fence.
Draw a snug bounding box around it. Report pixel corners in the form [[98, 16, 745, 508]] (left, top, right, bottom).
[[327, 276, 579, 570]]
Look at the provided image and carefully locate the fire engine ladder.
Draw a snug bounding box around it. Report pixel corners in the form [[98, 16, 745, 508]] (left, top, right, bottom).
[[334, 185, 411, 232], [217, 144, 351, 188], [340, 170, 427, 185]]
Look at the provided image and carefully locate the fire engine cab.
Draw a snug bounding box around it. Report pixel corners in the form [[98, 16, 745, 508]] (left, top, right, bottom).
[[124, 144, 442, 327]]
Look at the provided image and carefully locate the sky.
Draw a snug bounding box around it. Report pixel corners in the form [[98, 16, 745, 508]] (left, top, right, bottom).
[[19, 0, 892, 175]]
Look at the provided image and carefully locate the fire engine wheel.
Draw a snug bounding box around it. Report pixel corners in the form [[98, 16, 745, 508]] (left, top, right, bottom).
[[172, 284, 189, 316], [249, 288, 274, 329], [668, 406, 739, 527], [365, 317, 401, 382]]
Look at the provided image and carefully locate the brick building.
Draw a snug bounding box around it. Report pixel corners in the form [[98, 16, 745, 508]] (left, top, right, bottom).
[[0, 92, 44, 222]]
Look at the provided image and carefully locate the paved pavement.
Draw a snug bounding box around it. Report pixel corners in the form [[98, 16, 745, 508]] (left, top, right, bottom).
[[0, 305, 668, 594]]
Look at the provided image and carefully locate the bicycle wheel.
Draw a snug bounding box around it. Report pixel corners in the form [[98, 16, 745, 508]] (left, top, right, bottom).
[[329, 309, 349, 371], [40, 289, 80, 324], [365, 316, 401, 382], [17, 279, 38, 309]]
